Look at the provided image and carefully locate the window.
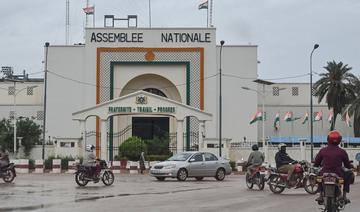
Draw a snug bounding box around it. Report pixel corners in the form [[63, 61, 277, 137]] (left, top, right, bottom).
[[8, 86, 15, 95], [273, 87, 279, 96], [204, 153, 218, 161], [207, 144, 215, 148], [27, 86, 34, 95], [37, 111, 44, 120], [191, 154, 203, 162], [292, 87, 299, 96]]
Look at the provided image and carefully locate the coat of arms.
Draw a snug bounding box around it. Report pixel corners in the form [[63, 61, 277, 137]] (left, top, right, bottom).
[[136, 95, 147, 104]]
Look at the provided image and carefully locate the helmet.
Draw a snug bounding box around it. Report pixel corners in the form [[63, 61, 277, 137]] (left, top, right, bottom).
[[252, 144, 259, 151], [85, 144, 95, 152], [278, 143, 286, 151], [327, 130, 342, 145]]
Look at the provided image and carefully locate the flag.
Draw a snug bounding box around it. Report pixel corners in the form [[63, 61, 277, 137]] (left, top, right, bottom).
[[250, 111, 262, 124], [314, 111, 323, 121], [83, 5, 95, 14], [198, 0, 208, 10], [345, 111, 352, 127], [302, 112, 309, 124], [284, 112, 292, 122], [273, 112, 280, 130], [328, 109, 333, 124]]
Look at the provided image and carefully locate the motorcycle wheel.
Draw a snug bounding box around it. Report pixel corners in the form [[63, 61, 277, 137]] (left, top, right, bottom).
[[257, 175, 265, 190], [75, 172, 89, 186], [3, 169, 15, 183], [268, 175, 285, 194], [325, 197, 337, 212], [102, 171, 115, 186], [245, 173, 254, 189], [303, 175, 318, 195]]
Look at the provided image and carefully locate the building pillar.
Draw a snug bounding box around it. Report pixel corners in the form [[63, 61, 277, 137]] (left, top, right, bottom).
[[198, 121, 205, 150], [176, 120, 184, 153], [100, 119, 108, 161]]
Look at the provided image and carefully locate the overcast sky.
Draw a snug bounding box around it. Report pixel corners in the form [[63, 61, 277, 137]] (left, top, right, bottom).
[[0, 0, 359, 83]]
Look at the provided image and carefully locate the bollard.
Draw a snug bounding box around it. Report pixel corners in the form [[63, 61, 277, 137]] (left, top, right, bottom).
[[34, 159, 44, 173], [128, 161, 139, 174], [51, 159, 61, 173], [111, 161, 121, 174], [17, 159, 29, 174], [66, 161, 76, 174]]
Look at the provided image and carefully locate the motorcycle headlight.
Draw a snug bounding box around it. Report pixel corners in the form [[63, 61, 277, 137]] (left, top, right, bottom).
[[164, 164, 176, 169]]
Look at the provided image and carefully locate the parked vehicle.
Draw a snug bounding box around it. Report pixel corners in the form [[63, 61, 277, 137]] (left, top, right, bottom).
[[0, 163, 16, 183], [316, 172, 348, 212], [268, 160, 319, 194], [74, 160, 114, 186], [150, 151, 232, 181], [245, 164, 268, 190]]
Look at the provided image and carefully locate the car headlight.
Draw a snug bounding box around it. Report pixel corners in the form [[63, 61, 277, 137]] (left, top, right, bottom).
[[164, 164, 176, 169]]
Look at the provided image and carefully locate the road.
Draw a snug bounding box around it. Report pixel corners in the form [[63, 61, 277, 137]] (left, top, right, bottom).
[[0, 174, 359, 212]]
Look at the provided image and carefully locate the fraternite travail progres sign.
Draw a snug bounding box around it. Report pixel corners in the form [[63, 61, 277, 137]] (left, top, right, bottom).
[[108, 106, 176, 114]]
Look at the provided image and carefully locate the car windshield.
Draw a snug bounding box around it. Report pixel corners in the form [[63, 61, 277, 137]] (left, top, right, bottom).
[[167, 153, 193, 161]]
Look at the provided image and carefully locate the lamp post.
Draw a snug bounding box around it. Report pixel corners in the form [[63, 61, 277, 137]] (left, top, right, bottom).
[[310, 44, 319, 161], [219, 40, 225, 157], [42, 42, 50, 160]]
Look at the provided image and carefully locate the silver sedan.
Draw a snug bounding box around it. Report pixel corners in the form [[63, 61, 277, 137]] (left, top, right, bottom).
[[150, 151, 232, 181]]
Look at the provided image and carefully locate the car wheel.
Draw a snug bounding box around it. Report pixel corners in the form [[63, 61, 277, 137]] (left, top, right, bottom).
[[195, 177, 204, 181], [215, 168, 226, 181], [177, 168, 188, 181]]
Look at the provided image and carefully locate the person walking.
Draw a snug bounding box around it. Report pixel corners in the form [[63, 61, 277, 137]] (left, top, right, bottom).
[[139, 152, 146, 174]]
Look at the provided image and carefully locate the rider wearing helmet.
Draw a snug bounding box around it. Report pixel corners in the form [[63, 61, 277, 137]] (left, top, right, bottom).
[[314, 130, 352, 204], [84, 144, 100, 179], [0, 147, 9, 172], [246, 144, 265, 174], [275, 143, 297, 185]]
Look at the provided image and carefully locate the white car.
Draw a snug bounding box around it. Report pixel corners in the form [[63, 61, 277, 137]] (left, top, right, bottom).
[[150, 151, 232, 181]]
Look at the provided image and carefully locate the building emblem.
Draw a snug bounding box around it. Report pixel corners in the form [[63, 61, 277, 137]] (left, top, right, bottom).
[[135, 95, 147, 104]]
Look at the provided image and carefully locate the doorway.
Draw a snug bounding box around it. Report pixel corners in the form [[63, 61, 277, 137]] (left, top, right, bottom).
[[132, 117, 169, 140]]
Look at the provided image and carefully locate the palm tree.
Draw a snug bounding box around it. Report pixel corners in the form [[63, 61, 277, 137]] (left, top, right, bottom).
[[347, 76, 360, 137], [313, 61, 356, 131]]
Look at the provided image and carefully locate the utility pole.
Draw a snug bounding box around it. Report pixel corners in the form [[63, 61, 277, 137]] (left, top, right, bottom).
[[42, 42, 50, 160]]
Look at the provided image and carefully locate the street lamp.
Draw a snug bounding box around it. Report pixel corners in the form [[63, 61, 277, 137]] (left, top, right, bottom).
[[219, 40, 225, 157], [242, 83, 285, 163], [310, 44, 319, 161]]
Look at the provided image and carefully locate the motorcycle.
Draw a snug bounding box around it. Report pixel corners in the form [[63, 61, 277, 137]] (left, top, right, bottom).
[[245, 164, 268, 190], [74, 160, 114, 186], [268, 160, 319, 194], [316, 173, 347, 212], [0, 163, 16, 183]]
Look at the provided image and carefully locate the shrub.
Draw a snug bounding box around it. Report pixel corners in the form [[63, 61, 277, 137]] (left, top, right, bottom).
[[29, 159, 35, 170], [147, 154, 172, 161], [229, 161, 237, 171], [118, 137, 147, 161], [145, 136, 171, 155]]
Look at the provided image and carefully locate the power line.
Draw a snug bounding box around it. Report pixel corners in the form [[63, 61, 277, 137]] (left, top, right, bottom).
[[222, 73, 310, 81]]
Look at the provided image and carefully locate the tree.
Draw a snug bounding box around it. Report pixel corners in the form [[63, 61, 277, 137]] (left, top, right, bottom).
[[313, 61, 356, 131], [0, 118, 42, 156], [347, 76, 360, 137], [118, 137, 147, 161]]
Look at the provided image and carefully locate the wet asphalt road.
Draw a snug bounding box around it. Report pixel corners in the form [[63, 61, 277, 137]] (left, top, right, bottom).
[[0, 174, 359, 212]]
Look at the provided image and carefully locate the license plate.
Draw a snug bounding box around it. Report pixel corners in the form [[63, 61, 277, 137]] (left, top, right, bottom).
[[151, 170, 160, 174], [260, 171, 268, 175]]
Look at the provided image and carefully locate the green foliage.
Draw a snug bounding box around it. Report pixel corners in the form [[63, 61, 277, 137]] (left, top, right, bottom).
[[229, 161, 237, 171], [147, 154, 172, 161], [114, 155, 128, 161], [0, 118, 41, 156], [44, 156, 56, 170], [145, 136, 171, 155], [44, 156, 82, 170], [118, 137, 147, 161], [29, 159, 35, 170]]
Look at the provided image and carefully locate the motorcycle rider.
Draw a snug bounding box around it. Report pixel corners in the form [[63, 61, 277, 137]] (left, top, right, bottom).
[[246, 144, 265, 175], [275, 143, 298, 186], [314, 130, 352, 204], [84, 144, 100, 180], [0, 147, 10, 172]]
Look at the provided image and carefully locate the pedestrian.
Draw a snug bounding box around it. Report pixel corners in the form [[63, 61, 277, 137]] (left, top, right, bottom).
[[139, 152, 146, 174]]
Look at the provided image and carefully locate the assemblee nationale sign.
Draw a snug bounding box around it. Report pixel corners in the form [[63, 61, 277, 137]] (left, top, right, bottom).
[[90, 32, 211, 43], [108, 106, 176, 114]]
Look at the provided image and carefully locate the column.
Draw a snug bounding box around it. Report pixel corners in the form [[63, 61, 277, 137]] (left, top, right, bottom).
[[198, 121, 205, 151], [100, 119, 108, 161], [176, 120, 184, 153], [79, 120, 86, 158]]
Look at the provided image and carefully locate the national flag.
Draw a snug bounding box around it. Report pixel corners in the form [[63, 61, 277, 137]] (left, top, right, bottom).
[[273, 112, 280, 130], [345, 111, 352, 127], [250, 111, 262, 124], [284, 112, 292, 122], [302, 112, 309, 124], [328, 109, 333, 124], [83, 5, 95, 14], [198, 0, 208, 10], [314, 111, 323, 121]]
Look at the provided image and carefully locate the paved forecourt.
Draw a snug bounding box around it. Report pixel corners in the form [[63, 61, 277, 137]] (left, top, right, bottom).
[[0, 174, 359, 212]]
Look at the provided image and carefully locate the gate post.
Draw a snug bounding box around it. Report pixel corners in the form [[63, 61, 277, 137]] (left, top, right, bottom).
[[177, 120, 184, 152], [100, 119, 108, 161], [79, 120, 86, 158], [198, 121, 205, 150]]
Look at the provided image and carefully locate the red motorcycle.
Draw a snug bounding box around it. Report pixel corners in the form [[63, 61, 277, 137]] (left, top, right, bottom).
[[245, 165, 268, 190], [268, 160, 319, 194]]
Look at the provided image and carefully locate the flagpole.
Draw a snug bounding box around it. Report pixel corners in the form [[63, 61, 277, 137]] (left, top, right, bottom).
[[207, 6, 209, 27], [148, 0, 152, 28], [93, 4, 95, 27]]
